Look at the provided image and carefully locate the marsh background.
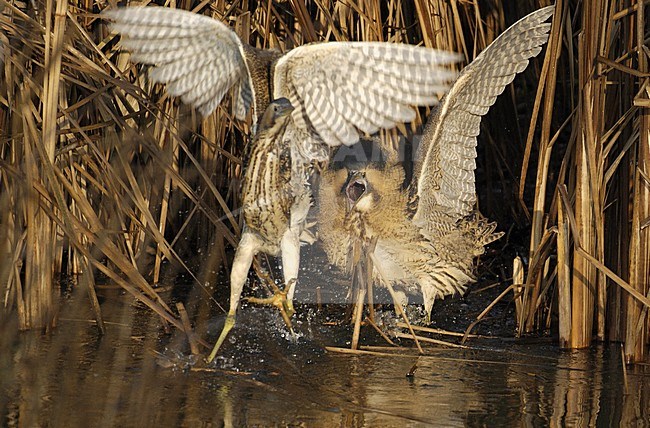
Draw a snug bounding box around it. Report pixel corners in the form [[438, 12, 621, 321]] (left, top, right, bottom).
[[0, 0, 648, 425]]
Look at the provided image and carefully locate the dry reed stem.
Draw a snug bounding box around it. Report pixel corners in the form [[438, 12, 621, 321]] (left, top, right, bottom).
[[360, 346, 421, 352], [176, 302, 199, 355], [370, 252, 423, 353], [623, 0, 649, 363], [621, 344, 629, 394], [365, 316, 396, 346], [365, 236, 376, 323], [513, 256, 524, 328], [557, 184, 572, 347], [393, 332, 467, 349], [2, 0, 647, 361], [350, 285, 365, 350], [326, 347, 586, 371], [573, 1, 601, 346], [396, 323, 495, 339]]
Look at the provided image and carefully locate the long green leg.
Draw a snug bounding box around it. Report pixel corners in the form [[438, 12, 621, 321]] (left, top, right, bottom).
[[206, 314, 236, 363], [205, 232, 257, 363]]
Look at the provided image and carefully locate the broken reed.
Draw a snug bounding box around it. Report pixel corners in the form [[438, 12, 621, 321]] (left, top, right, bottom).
[[1, 1, 647, 361]]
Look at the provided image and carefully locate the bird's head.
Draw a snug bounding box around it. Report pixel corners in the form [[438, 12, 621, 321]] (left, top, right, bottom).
[[324, 138, 388, 213], [258, 97, 294, 133], [318, 138, 409, 245]]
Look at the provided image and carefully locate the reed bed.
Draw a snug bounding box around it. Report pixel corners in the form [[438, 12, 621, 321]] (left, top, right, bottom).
[[0, 0, 648, 362], [513, 0, 649, 363]]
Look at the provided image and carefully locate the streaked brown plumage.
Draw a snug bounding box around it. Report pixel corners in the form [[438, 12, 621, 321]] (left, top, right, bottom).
[[319, 145, 501, 319], [317, 6, 555, 320], [103, 6, 461, 359], [208, 98, 303, 361], [241, 99, 296, 253]]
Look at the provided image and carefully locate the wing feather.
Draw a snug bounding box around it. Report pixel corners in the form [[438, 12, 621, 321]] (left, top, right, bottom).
[[273, 42, 461, 148], [334, 72, 413, 127], [103, 6, 253, 119], [234, 81, 253, 119], [413, 6, 555, 225], [300, 81, 341, 147]]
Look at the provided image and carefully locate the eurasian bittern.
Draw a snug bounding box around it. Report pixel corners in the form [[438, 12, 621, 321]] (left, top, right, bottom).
[[103, 6, 460, 359], [207, 98, 297, 361], [103, 6, 460, 150], [317, 6, 555, 321]]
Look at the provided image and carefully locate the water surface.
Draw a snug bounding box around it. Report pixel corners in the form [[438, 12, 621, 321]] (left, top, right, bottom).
[[1, 286, 648, 427]]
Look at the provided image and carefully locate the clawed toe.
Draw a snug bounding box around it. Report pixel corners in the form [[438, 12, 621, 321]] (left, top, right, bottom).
[[246, 282, 295, 332]]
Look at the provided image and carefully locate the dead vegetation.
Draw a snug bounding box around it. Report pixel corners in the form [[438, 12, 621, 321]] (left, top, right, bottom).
[[0, 0, 647, 362]]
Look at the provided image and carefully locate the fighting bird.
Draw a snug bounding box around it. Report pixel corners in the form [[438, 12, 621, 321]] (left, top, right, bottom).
[[317, 6, 555, 321], [208, 98, 297, 361], [103, 6, 460, 359]]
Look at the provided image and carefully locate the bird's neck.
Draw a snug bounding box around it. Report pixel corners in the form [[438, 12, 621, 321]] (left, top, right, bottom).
[[242, 45, 283, 125]]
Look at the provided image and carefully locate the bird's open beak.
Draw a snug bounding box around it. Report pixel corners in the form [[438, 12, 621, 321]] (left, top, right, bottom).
[[345, 171, 367, 207], [280, 104, 295, 116], [276, 99, 295, 118]]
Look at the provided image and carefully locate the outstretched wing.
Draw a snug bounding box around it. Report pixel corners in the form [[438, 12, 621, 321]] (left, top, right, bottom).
[[413, 5, 555, 224], [273, 42, 462, 148], [103, 7, 253, 119]]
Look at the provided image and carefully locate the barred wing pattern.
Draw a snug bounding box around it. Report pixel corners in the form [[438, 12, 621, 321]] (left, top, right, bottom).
[[413, 6, 555, 224], [104, 6, 462, 153], [274, 43, 461, 147], [103, 7, 252, 119]]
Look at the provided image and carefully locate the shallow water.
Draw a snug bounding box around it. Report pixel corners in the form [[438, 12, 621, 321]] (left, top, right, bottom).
[[1, 285, 648, 427]]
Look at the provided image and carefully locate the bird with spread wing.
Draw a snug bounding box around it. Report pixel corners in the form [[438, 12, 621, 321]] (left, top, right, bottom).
[[102, 6, 461, 359], [317, 6, 555, 321]]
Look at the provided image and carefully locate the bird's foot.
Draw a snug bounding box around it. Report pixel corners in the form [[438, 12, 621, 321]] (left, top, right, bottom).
[[246, 286, 295, 333], [285, 298, 295, 317], [206, 314, 236, 364]]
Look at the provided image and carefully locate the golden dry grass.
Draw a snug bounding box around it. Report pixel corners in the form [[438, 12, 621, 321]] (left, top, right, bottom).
[[0, 0, 648, 361]]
